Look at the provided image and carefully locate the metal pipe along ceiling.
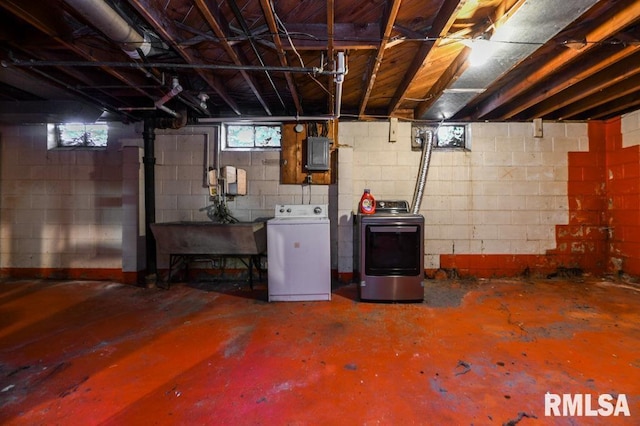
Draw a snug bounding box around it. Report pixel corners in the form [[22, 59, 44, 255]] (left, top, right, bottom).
[[6, 60, 325, 75], [63, 0, 151, 58]]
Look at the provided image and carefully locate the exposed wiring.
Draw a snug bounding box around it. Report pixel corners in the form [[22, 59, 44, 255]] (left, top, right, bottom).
[[256, 33, 640, 48], [270, 0, 329, 98], [301, 175, 313, 204], [270, 2, 305, 68], [269, 1, 335, 99], [308, 74, 333, 96]]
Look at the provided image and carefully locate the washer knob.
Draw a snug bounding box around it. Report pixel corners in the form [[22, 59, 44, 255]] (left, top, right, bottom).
[[314, 206, 322, 214]]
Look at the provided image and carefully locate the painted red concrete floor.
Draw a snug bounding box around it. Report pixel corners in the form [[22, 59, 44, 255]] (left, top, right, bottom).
[[0, 276, 639, 425]]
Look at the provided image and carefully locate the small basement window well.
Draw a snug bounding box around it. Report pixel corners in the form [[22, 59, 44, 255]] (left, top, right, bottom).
[[48, 123, 109, 149], [224, 124, 281, 150], [412, 124, 468, 150]]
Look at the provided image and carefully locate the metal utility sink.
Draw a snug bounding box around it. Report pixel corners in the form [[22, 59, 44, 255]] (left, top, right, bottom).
[[150, 221, 267, 288], [150, 221, 267, 255]]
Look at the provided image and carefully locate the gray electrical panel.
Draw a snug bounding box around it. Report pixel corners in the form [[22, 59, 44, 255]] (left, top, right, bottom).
[[306, 137, 331, 171]]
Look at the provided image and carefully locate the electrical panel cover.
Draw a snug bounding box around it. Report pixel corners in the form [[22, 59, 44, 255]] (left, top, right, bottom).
[[306, 137, 331, 171]]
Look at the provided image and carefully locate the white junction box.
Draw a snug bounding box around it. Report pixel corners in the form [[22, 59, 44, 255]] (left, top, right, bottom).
[[220, 166, 247, 195], [228, 168, 247, 195], [220, 165, 236, 183]]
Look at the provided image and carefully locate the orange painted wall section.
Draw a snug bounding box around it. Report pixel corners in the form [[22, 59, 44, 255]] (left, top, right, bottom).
[[436, 254, 556, 279], [0, 267, 128, 282], [440, 119, 640, 278], [604, 118, 640, 275], [550, 121, 609, 274]]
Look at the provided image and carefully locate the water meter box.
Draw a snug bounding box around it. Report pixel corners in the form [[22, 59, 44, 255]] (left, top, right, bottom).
[[306, 137, 331, 172]]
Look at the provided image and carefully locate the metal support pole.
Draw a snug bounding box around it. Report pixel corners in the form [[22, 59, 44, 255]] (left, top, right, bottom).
[[143, 117, 157, 277]]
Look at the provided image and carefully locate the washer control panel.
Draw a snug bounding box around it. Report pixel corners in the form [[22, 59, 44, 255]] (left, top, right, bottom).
[[274, 204, 328, 218]]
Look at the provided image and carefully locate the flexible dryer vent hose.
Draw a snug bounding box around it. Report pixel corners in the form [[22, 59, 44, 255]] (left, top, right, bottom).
[[410, 129, 434, 214]]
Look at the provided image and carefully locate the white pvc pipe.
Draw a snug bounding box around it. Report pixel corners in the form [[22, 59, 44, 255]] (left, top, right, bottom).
[[334, 52, 346, 118]]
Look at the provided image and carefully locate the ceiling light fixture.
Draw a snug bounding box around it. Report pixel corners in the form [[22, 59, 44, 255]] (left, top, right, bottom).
[[466, 32, 493, 67], [198, 93, 209, 109]]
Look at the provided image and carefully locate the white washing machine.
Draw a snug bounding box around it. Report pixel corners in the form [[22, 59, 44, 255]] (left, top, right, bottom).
[[267, 204, 331, 302]]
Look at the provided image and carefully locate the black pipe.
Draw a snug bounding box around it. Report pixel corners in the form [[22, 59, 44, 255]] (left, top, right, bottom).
[[8, 59, 324, 74], [143, 117, 157, 278]]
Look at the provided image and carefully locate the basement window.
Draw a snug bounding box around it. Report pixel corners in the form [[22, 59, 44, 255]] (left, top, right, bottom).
[[224, 124, 281, 150], [412, 124, 468, 151], [434, 125, 467, 149], [48, 123, 109, 149]]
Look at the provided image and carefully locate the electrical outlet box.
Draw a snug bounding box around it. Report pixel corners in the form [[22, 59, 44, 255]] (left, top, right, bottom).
[[533, 118, 543, 138], [389, 117, 398, 142]]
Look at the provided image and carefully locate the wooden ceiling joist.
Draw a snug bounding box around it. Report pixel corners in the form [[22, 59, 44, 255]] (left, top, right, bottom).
[[388, 0, 467, 117], [470, 0, 640, 120], [129, 0, 242, 115], [194, 0, 272, 115], [357, 0, 402, 118]]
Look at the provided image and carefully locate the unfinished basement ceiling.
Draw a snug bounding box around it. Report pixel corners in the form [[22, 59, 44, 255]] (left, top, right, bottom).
[[1, 0, 640, 124]]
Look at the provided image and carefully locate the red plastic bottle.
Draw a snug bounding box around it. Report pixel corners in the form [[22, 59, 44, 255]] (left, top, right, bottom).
[[359, 189, 376, 214]]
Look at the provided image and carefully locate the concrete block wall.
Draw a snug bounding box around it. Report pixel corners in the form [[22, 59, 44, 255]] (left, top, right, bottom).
[[0, 123, 332, 277], [154, 129, 215, 224], [2, 114, 639, 281], [154, 127, 329, 224], [438, 122, 589, 276], [608, 114, 640, 275], [339, 120, 589, 277], [622, 109, 640, 148], [153, 127, 330, 270], [0, 123, 134, 279], [336, 146, 354, 280], [341, 121, 420, 203]]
